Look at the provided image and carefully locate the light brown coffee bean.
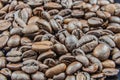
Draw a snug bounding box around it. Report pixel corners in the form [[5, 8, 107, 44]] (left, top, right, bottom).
[[65, 75, 75, 80], [93, 44, 110, 61], [0, 35, 9, 48], [32, 41, 53, 52], [0, 74, 7, 80], [53, 73, 66, 80], [31, 72, 46, 80], [102, 60, 116, 68], [7, 35, 20, 47], [7, 63, 23, 71], [0, 57, 6, 68], [45, 63, 66, 77], [44, 2, 62, 9], [0, 68, 11, 77]]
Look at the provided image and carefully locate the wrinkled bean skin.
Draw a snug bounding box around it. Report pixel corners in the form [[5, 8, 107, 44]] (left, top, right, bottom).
[[0, 0, 119, 80]]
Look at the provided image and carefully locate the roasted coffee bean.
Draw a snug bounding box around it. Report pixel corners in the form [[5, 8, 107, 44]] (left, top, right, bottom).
[[37, 50, 56, 61], [65, 75, 75, 80], [0, 74, 7, 80], [0, 0, 120, 80], [22, 50, 37, 61], [7, 63, 22, 71], [53, 43, 68, 55], [114, 33, 120, 48], [11, 71, 30, 80], [93, 44, 110, 61], [88, 17, 103, 26], [32, 41, 53, 52], [102, 68, 119, 76], [0, 57, 6, 68], [102, 60, 116, 68], [0, 35, 9, 48], [66, 61, 82, 75], [7, 35, 20, 47], [6, 50, 22, 62], [45, 63, 66, 77], [77, 35, 98, 53], [31, 72, 46, 80], [53, 73, 66, 80], [0, 68, 11, 77], [75, 55, 89, 67], [22, 59, 39, 74], [65, 35, 78, 51]]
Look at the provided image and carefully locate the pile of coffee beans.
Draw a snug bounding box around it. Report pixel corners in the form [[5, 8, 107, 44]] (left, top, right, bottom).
[[0, 0, 120, 80]]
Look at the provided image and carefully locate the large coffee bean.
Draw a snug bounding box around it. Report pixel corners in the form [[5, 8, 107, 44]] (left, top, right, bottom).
[[93, 44, 110, 61], [45, 63, 66, 77]]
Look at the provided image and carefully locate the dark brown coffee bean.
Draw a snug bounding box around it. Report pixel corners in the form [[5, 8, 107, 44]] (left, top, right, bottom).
[[22, 59, 39, 74], [11, 71, 30, 80], [32, 41, 53, 52], [66, 61, 82, 75], [31, 72, 46, 80], [45, 63, 66, 77], [48, 9, 59, 15], [53, 73, 66, 80], [7, 35, 20, 47], [44, 2, 62, 9], [0, 57, 6, 68], [22, 50, 37, 61], [6, 50, 22, 62], [7, 63, 22, 71], [93, 44, 110, 61], [72, 29, 84, 39], [102, 60, 116, 68], [0, 35, 9, 48], [0, 68, 11, 77], [88, 17, 103, 26], [102, 68, 119, 76], [65, 35, 78, 51]]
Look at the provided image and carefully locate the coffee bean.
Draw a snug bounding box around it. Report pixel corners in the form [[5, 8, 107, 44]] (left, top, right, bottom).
[[0, 74, 7, 80], [45, 63, 66, 77], [6, 50, 22, 62], [102, 60, 116, 68], [102, 68, 119, 76], [31, 72, 46, 80], [22, 59, 39, 74], [32, 41, 53, 52], [44, 2, 62, 9], [7, 63, 22, 71], [0, 57, 6, 68], [0, 35, 9, 48], [114, 33, 120, 48], [65, 75, 75, 80], [93, 44, 110, 61], [0, 68, 11, 77], [88, 17, 103, 26], [53, 73, 66, 80], [0, 20, 11, 31], [11, 71, 30, 80], [66, 61, 82, 75]]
